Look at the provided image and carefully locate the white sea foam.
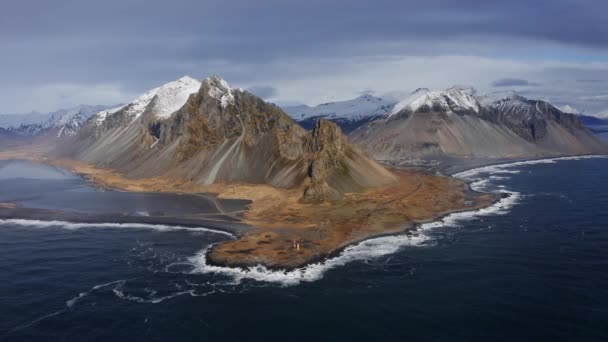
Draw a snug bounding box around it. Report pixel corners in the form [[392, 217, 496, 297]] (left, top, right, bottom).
[[454, 155, 607, 180], [188, 233, 430, 286], [63, 279, 217, 308], [66, 280, 126, 307], [0, 218, 234, 237], [111, 282, 194, 304]]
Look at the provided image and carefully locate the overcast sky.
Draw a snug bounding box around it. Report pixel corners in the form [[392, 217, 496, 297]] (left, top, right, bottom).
[[2, 0, 608, 116]]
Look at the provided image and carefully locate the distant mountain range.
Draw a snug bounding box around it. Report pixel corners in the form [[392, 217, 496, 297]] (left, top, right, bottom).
[[1, 104, 118, 138], [578, 114, 608, 126], [577, 114, 608, 141], [0, 111, 53, 128], [280, 88, 606, 165], [350, 87, 605, 164], [282, 94, 395, 133], [2, 77, 606, 173]]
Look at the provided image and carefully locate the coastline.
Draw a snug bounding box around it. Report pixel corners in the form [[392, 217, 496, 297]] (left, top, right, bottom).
[[206, 192, 509, 271], [6, 149, 601, 271]]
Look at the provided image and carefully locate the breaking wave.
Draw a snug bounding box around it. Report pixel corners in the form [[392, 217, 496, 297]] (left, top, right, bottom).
[[453, 155, 607, 180], [0, 219, 234, 237]]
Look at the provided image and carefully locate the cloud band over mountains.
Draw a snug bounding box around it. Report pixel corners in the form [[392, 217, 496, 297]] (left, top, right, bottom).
[[1, 0, 608, 116]]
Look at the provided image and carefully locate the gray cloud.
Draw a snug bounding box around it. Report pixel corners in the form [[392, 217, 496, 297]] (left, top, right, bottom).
[[1, 0, 608, 113], [493, 78, 540, 87], [246, 85, 278, 99], [579, 95, 608, 102]]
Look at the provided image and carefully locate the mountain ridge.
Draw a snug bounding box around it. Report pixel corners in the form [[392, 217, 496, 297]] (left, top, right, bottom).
[[5, 104, 117, 138], [282, 94, 395, 133], [58, 75, 397, 202], [349, 86, 607, 165]]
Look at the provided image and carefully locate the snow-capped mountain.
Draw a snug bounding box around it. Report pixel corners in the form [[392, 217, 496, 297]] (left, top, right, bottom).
[[87, 76, 201, 128], [8, 104, 117, 138], [283, 94, 395, 132], [206, 75, 236, 108], [478, 91, 540, 116], [0, 111, 53, 128], [389, 86, 480, 117], [350, 87, 606, 164]]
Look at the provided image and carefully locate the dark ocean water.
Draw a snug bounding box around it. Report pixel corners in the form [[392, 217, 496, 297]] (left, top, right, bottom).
[[1, 157, 607, 341]]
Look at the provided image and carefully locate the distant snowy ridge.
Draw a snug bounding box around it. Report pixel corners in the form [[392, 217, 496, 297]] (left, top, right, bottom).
[[0, 112, 53, 128], [389, 86, 479, 117], [387, 87, 583, 119], [8, 104, 117, 137], [283, 94, 395, 122]]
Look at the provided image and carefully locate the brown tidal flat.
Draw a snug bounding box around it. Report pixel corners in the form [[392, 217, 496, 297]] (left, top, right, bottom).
[[0, 147, 496, 269]]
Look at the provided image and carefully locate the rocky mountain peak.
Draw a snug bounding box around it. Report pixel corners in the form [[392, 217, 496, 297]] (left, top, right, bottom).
[[202, 75, 236, 108], [144, 76, 201, 121], [60, 75, 398, 205]]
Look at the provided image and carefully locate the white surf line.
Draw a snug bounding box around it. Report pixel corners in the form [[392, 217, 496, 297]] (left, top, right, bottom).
[[66, 280, 127, 308], [0, 218, 234, 237], [453, 154, 608, 180], [110, 281, 212, 304], [187, 154, 574, 286], [188, 185, 521, 286]]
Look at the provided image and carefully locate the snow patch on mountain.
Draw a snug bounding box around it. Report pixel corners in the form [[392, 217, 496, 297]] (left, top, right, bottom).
[[206, 75, 235, 108], [89, 76, 202, 127], [479, 90, 524, 105], [389, 86, 479, 116], [149, 76, 201, 119], [122, 86, 161, 123], [477, 91, 543, 116], [0, 112, 53, 128], [559, 105, 580, 114], [284, 94, 395, 122], [90, 105, 126, 126]]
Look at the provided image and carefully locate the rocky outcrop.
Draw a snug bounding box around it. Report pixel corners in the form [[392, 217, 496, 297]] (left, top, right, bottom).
[[59, 76, 397, 202], [301, 119, 397, 203], [301, 119, 348, 203]]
